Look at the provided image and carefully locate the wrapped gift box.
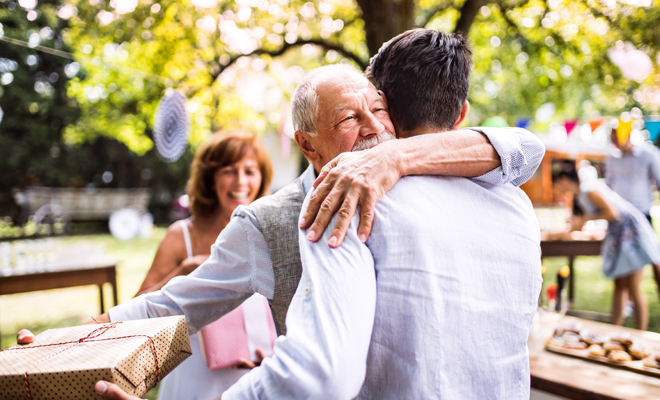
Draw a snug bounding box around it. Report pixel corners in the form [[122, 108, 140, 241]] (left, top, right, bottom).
[[0, 316, 191, 400]]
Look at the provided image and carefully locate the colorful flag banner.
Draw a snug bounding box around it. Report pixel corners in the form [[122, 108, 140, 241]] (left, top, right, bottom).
[[645, 119, 660, 143], [588, 118, 605, 132], [564, 119, 578, 136], [616, 118, 634, 144], [515, 118, 531, 129]]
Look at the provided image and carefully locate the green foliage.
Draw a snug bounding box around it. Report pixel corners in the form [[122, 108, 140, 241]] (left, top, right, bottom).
[[2, 0, 660, 218], [0, 0, 80, 213]]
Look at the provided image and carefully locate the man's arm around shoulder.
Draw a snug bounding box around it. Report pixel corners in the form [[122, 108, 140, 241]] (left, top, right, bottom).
[[223, 195, 377, 400]]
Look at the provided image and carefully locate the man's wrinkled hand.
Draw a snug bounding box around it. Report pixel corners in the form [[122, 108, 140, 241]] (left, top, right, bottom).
[[17, 329, 35, 345], [95, 381, 144, 400], [233, 347, 266, 369], [300, 143, 401, 247]]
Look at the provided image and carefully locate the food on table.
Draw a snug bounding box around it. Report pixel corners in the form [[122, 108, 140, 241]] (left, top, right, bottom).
[[547, 323, 656, 367], [608, 350, 633, 362], [579, 329, 604, 345], [628, 343, 650, 360], [562, 331, 581, 343], [644, 355, 660, 369], [562, 322, 584, 334], [610, 332, 634, 347], [603, 342, 626, 352], [546, 336, 566, 348], [588, 344, 606, 357]]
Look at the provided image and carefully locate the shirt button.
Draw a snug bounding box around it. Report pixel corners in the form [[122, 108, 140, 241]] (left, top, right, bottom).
[[305, 287, 310, 294]]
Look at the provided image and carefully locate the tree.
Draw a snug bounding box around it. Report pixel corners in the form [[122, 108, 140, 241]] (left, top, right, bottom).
[[3, 0, 660, 215]]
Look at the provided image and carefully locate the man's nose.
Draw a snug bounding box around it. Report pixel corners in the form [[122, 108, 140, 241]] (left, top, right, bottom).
[[359, 112, 385, 136]]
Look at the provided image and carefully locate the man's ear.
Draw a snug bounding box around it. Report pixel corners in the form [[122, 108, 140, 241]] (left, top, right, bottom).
[[294, 130, 321, 164], [452, 100, 470, 131]]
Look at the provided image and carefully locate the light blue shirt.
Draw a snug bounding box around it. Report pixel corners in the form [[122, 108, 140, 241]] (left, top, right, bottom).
[[224, 174, 543, 400], [605, 144, 660, 215]]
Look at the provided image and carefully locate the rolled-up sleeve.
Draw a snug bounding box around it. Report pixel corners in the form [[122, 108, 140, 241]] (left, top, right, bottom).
[[468, 127, 545, 187], [223, 192, 377, 400], [109, 206, 275, 335]]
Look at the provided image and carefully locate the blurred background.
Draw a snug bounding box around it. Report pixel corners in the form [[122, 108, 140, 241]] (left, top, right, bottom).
[[2, 0, 660, 397]]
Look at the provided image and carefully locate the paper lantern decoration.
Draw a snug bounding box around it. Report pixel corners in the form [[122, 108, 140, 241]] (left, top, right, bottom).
[[608, 43, 653, 82], [564, 119, 578, 136], [588, 118, 605, 132], [645, 119, 660, 143], [153, 89, 190, 163], [515, 118, 531, 129], [616, 118, 633, 144], [535, 103, 556, 124], [481, 116, 509, 128]]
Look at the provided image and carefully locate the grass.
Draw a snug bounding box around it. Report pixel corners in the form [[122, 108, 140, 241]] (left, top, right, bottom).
[[542, 255, 660, 332], [0, 228, 166, 399]]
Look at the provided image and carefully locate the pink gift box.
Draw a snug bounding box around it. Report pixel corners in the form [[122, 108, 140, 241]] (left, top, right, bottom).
[[199, 294, 277, 370]]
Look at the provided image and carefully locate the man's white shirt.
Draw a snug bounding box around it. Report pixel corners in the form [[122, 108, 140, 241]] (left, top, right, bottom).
[[224, 174, 543, 399]]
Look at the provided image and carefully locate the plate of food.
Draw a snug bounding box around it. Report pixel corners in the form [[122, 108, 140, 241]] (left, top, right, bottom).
[[545, 321, 660, 377]]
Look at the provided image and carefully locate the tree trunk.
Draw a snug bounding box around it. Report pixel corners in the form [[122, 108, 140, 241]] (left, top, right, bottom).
[[396, 0, 416, 35], [356, 0, 399, 57], [454, 0, 488, 37]]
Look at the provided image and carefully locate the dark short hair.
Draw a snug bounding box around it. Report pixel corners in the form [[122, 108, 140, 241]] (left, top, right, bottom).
[[366, 29, 472, 132], [553, 169, 579, 183], [188, 131, 273, 217]]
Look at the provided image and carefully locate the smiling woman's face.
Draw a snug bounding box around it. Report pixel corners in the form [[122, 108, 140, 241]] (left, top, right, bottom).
[[213, 153, 262, 214]]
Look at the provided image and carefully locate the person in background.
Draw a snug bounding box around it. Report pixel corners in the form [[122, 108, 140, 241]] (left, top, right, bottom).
[[554, 166, 660, 330], [606, 128, 660, 302], [138, 131, 273, 400]]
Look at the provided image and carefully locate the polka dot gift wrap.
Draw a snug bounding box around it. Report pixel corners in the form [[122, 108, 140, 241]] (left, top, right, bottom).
[[0, 316, 191, 400]]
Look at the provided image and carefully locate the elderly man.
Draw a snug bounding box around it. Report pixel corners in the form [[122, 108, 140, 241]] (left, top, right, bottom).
[[19, 61, 543, 400], [221, 30, 542, 400]]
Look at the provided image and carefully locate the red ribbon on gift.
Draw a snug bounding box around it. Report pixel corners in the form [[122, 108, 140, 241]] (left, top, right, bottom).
[[1, 320, 161, 400]]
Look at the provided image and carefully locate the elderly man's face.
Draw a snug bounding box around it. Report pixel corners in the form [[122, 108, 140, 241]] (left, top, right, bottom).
[[306, 76, 396, 167]]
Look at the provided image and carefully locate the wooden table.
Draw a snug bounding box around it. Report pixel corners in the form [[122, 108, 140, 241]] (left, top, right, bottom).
[[541, 239, 602, 308], [529, 313, 660, 399], [0, 260, 118, 314]]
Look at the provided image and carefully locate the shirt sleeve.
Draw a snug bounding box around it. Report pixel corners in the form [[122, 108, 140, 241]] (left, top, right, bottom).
[[222, 192, 377, 400], [467, 127, 545, 187], [109, 206, 275, 335]]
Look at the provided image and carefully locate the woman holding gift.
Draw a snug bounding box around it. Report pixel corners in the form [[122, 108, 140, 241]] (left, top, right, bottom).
[[136, 131, 274, 400], [554, 166, 660, 330]]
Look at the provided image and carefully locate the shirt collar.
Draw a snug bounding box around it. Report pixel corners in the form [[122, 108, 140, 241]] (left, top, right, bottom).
[[301, 164, 316, 195]]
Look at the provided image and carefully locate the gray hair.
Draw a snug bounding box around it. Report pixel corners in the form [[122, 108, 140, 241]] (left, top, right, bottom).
[[291, 64, 368, 137]]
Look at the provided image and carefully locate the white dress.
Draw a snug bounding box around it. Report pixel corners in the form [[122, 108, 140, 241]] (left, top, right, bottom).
[[157, 220, 249, 400]]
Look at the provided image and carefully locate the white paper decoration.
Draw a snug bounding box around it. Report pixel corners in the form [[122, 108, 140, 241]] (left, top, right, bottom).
[[153, 88, 190, 162], [608, 42, 653, 82]]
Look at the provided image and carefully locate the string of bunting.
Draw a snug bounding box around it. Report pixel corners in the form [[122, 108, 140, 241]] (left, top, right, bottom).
[[506, 115, 660, 144], [0, 320, 161, 400]]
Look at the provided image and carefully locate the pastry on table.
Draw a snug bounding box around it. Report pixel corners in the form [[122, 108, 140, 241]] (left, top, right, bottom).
[[644, 355, 660, 369], [610, 332, 634, 347], [588, 344, 606, 358], [603, 342, 626, 352], [579, 329, 604, 345], [608, 350, 632, 362], [628, 343, 650, 360]]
